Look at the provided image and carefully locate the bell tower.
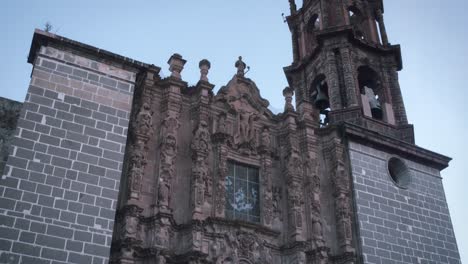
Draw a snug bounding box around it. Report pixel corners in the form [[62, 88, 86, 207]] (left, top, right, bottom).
[[283, 1, 461, 264], [284, 0, 413, 143]]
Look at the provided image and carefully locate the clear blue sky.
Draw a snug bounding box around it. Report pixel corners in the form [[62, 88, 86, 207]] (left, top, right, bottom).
[[2, 0, 467, 261]]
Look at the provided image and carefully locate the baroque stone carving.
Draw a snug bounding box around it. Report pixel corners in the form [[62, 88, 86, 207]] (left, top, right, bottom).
[[191, 121, 212, 218], [272, 186, 283, 221], [158, 113, 180, 211], [215, 144, 228, 216], [207, 231, 272, 264], [128, 88, 153, 200]]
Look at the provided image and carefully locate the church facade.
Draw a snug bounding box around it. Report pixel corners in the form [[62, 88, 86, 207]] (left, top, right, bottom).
[[0, 0, 461, 264]]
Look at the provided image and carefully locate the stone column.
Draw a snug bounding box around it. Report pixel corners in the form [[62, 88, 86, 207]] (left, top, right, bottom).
[[190, 60, 214, 220], [117, 69, 158, 264], [330, 139, 354, 254], [340, 48, 359, 107], [214, 141, 228, 218], [325, 51, 343, 109], [376, 9, 389, 45], [283, 113, 305, 242], [156, 54, 186, 212], [388, 66, 408, 125], [260, 127, 273, 227]]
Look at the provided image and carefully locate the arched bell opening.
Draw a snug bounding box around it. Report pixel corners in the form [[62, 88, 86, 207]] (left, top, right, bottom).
[[310, 74, 330, 126], [348, 6, 367, 40], [307, 14, 320, 32], [357, 66, 385, 121], [306, 14, 320, 53]]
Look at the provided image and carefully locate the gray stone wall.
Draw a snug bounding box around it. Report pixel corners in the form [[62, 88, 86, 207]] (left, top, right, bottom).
[[349, 141, 461, 264], [0, 42, 138, 263], [0, 97, 22, 176]]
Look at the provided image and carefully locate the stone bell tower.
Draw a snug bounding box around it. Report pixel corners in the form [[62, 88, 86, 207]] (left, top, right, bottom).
[[283, 0, 461, 263]]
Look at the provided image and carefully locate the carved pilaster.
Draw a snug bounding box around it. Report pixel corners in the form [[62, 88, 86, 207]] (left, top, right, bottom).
[[260, 127, 273, 227], [329, 138, 354, 254], [126, 70, 156, 202], [376, 9, 389, 45], [326, 50, 343, 109], [388, 66, 408, 125], [285, 148, 305, 242], [191, 121, 211, 219], [190, 62, 214, 220], [341, 48, 359, 107], [157, 54, 185, 212], [117, 205, 144, 264], [214, 143, 228, 218]]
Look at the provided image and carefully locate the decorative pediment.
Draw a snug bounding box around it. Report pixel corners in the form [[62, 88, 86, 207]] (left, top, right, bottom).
[[215, 76, 270, 117]]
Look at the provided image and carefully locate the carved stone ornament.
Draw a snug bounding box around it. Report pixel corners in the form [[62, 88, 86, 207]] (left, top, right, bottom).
[[158, 113, 180, 210], [191, 121, 212, 215], [272, 186, 283, 221], [135, 102, 153, 137], [127, 93, 153, 200], [214, 70, 270, 152], [260, 126, 271, 150], [191, 121, 210, 156], [207, 231, 272, 264]]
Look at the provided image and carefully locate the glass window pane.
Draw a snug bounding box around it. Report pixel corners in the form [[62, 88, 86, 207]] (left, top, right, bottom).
[[248, 167, 259, 183], [228, 162, 234, 177], [225, 161, 260, 223], [236, 165, 248, 180]]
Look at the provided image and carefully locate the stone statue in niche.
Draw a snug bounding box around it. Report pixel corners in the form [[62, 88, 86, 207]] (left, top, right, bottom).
[[161, 134, 177, 166], [217, 113, 227, 134], [336, 191, 353, 250], [260, 127, 271, 149], [156, 254, 166, 264], [272, 186, 283, 221], [135, 102, 153, 136], [122, 215, 138, 239], [288, 180, 304, 228], [191, 121, 210, 155], [158, 175, 171, 209], [229, 94, 259, 148]]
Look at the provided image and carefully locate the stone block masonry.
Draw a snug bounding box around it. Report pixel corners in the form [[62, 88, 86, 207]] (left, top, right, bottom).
[[349, 141, 461, 264], [0, 30, 149, 263]]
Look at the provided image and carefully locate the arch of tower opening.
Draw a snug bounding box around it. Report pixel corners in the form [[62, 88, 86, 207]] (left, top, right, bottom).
[[306, 14, 320, 51], [358, 66, 384, 121], [348, 6, 366, 40], [310, 74, 330, 126]]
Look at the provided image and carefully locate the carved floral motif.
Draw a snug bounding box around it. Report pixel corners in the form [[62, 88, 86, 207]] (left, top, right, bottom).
[[191, 121, 212, 217]]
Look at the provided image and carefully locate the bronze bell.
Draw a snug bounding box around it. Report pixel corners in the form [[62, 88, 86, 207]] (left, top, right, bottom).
[[313, 81, 330, 113], [369, 95, 383, 120]]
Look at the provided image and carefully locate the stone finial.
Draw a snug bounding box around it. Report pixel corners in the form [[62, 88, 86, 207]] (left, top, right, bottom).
[[235, 56, 247, 77], [283, 87, 295, 112], [168, 53, 187, 79], [199, 59, 211, 82]]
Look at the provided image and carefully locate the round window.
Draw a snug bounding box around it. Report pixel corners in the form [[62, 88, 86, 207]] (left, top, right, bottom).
[[387, 157, 411, 188]]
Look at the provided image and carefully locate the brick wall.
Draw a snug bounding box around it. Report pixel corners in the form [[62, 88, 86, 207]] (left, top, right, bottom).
[[349, 141, 461, 264], [0, 38, 140, 263]]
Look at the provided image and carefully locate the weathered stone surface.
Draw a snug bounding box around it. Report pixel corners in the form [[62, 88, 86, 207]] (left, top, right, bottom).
[[0, 97, 22, 176], [0, 1, 461, 263]]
